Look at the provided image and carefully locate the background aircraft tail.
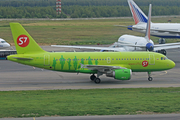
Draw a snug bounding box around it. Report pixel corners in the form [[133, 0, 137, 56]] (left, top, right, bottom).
[[128, 0, 148, 24], [144, 4, 154, 51], [145, 4, 151, 41], [10, 23, 46, 54]]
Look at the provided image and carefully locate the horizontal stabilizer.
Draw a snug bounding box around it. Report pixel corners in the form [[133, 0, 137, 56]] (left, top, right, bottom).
[[13, 57, 33, 60]]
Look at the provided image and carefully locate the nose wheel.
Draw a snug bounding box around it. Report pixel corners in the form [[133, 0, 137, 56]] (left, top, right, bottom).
[[148, 72, 153, 81], [148, 77, 153, 81]]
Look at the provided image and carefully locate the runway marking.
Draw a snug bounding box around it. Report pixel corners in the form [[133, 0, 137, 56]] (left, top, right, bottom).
[[153, 71, 167, 77], [133, 71, 168, 79], [33, 117, 35, 120]]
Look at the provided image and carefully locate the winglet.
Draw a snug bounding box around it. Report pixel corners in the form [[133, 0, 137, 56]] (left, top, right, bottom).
[[145, 4, 152, 41], [127, 0, 148, 24]]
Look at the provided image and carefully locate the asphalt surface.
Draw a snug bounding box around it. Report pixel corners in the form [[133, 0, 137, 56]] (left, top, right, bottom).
[[0, 114, 180, 120]]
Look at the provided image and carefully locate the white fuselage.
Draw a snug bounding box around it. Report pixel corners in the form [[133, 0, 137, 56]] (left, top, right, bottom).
[[0, 38, 10, 49], [131, 23, 180, 38], [111, 34, 154, 51]]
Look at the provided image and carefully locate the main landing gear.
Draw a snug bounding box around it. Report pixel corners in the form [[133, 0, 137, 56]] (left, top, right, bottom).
[[157, 49, 166, 56], [159, 38, 165, 44], [148, 72, 153, 81], [90, 72, 103, 84]]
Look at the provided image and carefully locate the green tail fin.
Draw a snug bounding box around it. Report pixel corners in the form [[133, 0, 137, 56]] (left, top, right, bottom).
[[10, 23, 46, 54]]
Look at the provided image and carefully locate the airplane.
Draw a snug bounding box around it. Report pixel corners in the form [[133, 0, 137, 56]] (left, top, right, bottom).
[[123, 0, 180, 44], [51, 4, 180, 56], [7, 22, 175, 84], [0, 38, 10, 49]]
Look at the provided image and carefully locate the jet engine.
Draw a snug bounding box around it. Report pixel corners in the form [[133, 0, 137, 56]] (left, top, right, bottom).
[[106, 69, 132, 80], [146, 43, 154, 51]]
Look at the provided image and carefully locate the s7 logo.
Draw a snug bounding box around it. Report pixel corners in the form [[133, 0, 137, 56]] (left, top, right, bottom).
[[17, 35, 29, 47], [142, 61, 148, 67]]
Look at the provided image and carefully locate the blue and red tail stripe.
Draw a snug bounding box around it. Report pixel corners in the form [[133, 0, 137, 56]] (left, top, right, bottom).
[[129, 2, 147, 24]]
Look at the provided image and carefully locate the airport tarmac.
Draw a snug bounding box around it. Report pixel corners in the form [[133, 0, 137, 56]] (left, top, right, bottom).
[[0, 46, 180, 91]]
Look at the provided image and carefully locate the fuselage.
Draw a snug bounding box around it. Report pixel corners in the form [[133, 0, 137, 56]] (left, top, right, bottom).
[[0, 38, 10, 48], [116, 34, 154, 51], [129, 23, 180, 38], [7, 51, 175, 73]]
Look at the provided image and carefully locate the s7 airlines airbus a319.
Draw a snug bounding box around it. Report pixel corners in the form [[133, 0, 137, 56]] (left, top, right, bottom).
[[7, 23, 175, 83]]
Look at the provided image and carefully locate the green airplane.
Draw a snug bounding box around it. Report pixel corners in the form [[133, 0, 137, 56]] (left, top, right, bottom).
[[7, 23, 175, 84]]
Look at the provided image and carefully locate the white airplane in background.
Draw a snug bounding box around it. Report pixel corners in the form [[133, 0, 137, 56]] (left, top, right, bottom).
[[52, 4, 180, 55], [121, 0, 180, 44], [0, 38, 10, 49]]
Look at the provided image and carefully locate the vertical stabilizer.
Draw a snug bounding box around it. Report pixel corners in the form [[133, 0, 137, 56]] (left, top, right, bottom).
[[10, 23, 46, 54], [145, 4, 152, 42], [128, 0, 148, 24]]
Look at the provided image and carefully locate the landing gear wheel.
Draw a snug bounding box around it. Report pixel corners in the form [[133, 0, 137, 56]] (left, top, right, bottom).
[[159, 38, 165, 44], [90, 74, 96, 81], [94, 78, 101, 84], [148, 77, 153, 81], [161, 49, 166, 56]]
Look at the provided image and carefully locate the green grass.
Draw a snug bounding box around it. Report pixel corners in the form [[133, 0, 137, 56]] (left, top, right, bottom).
[[1, 17, 180, 46], [0, 87, 180, 118]]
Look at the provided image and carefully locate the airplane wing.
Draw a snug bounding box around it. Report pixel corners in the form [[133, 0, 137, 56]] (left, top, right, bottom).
[[80, 64, 127, 73], [115, 25, 180, 34], [51, 45, 126, 51], [154, 43, 180, 51]]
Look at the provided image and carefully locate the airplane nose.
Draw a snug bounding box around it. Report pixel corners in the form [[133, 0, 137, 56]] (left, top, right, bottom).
[[171, 61, 175, 68], [5, 43, 10, 47]]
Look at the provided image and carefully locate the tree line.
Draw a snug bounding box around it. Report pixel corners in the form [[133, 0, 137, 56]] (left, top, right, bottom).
[[1, 0, 180, 7], [0, 0, 180, 18]]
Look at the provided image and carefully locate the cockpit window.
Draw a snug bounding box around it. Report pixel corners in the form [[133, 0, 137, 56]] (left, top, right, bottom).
[[1, 41, 6, 43], [161, 57, 168, 60]]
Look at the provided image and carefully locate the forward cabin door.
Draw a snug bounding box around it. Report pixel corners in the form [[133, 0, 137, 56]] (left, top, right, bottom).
[[44, 54, 50, 66], [149, 54, 155, 65]]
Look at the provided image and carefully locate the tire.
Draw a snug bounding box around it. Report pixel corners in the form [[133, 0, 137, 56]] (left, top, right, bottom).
[[94, 78, 101, 84], [90, 75, 96, 81], [148, 77, 153, 81]]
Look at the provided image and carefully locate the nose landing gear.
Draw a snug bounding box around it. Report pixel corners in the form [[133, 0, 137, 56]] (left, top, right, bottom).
[[148, 72, 153, 81]]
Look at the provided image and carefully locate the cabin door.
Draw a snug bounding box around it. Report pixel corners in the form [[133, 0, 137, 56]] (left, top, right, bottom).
[[149, 54, 155, 65], [44, 55, 50, 66]]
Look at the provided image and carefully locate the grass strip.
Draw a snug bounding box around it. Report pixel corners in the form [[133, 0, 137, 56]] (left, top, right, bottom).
[[0, 87, 180, 118], [1, 17, 180, 45]]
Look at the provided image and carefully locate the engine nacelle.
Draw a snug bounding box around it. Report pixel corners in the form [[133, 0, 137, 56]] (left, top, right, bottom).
[[106, 69, 132, 80]]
